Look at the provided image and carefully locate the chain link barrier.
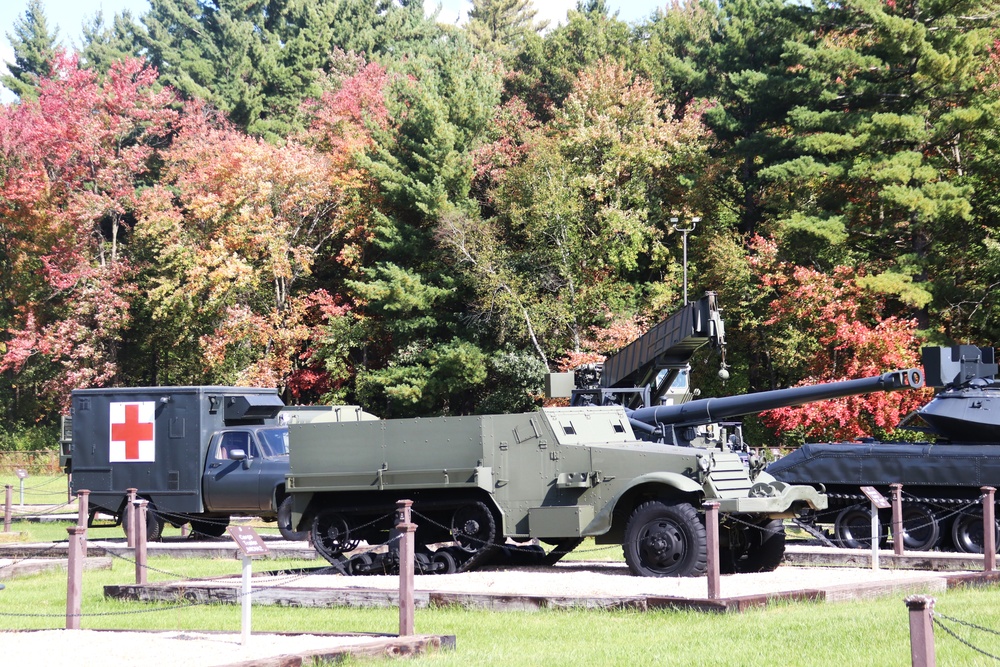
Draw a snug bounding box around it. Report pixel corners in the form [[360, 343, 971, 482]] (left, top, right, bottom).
[[933, 610, 1000, 662]]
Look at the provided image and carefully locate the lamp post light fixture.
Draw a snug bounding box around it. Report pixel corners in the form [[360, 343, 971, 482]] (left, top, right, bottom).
[[672, 216, 700, 305]]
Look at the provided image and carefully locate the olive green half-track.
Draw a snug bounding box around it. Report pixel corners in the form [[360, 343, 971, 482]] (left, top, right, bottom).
[[287, 406, 826, 577]]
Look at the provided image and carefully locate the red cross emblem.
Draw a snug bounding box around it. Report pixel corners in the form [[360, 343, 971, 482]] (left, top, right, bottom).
[[109, 401, 156, 462]]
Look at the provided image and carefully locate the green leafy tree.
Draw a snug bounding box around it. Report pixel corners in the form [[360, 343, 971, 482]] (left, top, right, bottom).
[[1, 0, 60, 100], [79, 11, 144, 75], [440, 61, 712, 368], [130, 0, 445, 138]]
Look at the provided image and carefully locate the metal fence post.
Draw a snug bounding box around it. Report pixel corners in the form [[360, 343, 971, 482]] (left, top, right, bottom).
[[703, 501, 720, 599], [76, 490, 90, 558], [3, 485, 10, 533], [125, 488, 137, 548], [396, 499, 415, 636], [983, 486, 996, 572], [905, 595, 936, 667], [135, 499, 148, 585], [891, 483, 904, 556], [66, 526, 86, 630]]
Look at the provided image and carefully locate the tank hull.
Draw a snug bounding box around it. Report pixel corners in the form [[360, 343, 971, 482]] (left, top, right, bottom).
[[768, 441, 1000, 553]]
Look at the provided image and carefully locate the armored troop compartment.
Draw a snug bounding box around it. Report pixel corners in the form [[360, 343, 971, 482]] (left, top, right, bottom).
[[69, 386, 284, 536], [287, 406, 826, 577]]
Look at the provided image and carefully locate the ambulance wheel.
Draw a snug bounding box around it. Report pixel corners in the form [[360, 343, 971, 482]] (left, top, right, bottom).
[[190, 517, 229, 538], [122, 502, 163, 542]]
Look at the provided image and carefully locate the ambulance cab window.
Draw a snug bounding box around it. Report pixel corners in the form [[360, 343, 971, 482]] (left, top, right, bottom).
[[216, 431, 255, 460]]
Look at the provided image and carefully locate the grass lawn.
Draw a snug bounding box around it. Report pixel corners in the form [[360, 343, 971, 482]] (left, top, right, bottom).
[[1, 532, 999, 665], [3, 478, 1000, 664], [0, 473, 70, 507]]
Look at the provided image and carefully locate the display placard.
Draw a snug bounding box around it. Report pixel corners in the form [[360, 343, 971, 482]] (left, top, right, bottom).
[[228, 525, 270, 557], [860, 485, 891, 509]]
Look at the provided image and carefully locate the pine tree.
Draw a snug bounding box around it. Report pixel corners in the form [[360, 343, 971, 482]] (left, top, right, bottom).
[[2, 0, 60, 100], [466, 0, 547, 64]]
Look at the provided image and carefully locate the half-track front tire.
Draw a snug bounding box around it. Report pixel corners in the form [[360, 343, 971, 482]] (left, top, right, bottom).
[[278, 496, 308, 541], [721, 518, 786, 574], [623, 500, 707, 577]]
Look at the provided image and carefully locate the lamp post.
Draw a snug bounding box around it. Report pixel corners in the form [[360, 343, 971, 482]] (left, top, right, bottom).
[[672, 216, 700, 305]]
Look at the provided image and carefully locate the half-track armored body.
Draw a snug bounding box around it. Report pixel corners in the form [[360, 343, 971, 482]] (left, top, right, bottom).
[[286, 367, 925, 577], [768, 345, 1000, 554]]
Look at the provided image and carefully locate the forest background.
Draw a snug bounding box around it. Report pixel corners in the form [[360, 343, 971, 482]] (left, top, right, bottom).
[[0, 0, 998, 452]]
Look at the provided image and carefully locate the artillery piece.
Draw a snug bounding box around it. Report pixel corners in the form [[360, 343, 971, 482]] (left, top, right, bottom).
[[768, 345, 1000, 554], [286, 366, 922, 577]]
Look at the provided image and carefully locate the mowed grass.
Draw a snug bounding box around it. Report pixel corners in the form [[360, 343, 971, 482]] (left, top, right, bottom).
[[3, 477, 1000, 664], [1, 533, 1000, 666], [0, 473, 70, 507], [1, 554, 1000, 666]]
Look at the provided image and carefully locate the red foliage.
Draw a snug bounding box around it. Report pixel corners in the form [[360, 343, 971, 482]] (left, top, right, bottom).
[[0, 53, 177, 407], [556, 314, 648, 372], [748, 236, 929, 440], [305, 58, 390, 165]]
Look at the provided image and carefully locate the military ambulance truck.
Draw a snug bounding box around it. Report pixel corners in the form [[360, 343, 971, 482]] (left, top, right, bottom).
[[64, 386, 375, 540]]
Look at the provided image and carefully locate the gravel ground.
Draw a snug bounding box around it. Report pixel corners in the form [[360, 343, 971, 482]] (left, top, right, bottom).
[[243, 561, 958, 599]]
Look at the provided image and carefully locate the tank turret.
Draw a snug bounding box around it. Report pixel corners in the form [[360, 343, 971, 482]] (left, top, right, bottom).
[[914, 345, 1000, 442]]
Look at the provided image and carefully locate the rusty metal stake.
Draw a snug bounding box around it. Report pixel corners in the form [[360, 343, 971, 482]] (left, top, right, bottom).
[[905, 595, 936, 667], [703, 501, 720, 600], [983, 486, 996, 572], [125, 488, 137, 548], [135, 500, 148, 585], [891, 483, 904, 556], [3, 485, 11, 533], [66, 526, 86, 630], [396, 499, 415, 636]]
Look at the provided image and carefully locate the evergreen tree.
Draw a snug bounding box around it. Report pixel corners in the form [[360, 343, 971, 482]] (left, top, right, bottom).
[[79, 12, 145, 75], [131, 0, 446, 139], [466, 0, 547, 64], [2, 0, 60, 100], [762, 0, 998, 335], [507, 0, 633, 118]]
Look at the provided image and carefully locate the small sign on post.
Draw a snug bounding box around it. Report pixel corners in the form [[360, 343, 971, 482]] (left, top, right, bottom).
[[15, 469, 27, 507], [228, 526, 270, 646], [860, 486, 890, 571]]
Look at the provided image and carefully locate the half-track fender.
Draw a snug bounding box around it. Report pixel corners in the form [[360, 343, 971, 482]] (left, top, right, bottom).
[[586, 471, 704, 536]]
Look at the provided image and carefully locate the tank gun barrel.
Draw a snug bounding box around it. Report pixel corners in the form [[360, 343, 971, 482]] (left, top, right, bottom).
[[630, 368, 924, 429]]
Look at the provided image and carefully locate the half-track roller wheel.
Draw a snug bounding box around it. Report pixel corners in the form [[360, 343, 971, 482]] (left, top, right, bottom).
[[720, 518, 786, 574], [449, 501, 499, 572], [622, 500, 707, 577], [311, 509, 360, 564]]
